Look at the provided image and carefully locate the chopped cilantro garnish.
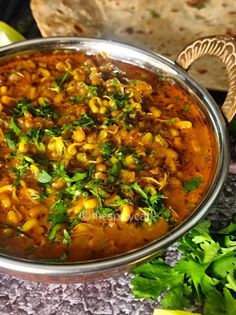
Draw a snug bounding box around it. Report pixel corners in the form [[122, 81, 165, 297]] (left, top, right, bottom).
[[13, 98, 59, 120], [26, 128, 45, 152], [110, 199, 129, 207], [11, 155, 34, 185], [95, 206, 116, 219], [70, 95, 86, 104], [49, 199, 69, 225], [183, 177, 202, 192], [63, 229, 71, 245], [104, 106, 135, 126], [71, 172, 87, 182], [87, 85, 98, 97], [51, 71, 71, 93], [4, 133, 16, 150], [48, 224, 60, 241], [70, 85, 98, 103], [131, 182, 168, 224], [9, 117, 21, 136], [100, 143, 115, 160], [37, 170, 52, 184], [73, 113, 95, 127], [62, 114, 95, 130], [32, 101, 59, 119], [13, 98, 31, 116]]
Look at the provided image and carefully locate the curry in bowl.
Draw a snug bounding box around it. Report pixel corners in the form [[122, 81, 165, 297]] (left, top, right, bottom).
[[0, 51, 215, 262]]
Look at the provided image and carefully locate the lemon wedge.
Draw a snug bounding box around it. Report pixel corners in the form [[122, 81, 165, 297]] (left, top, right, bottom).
[[0, 21, 25, 47], [153, 309, 202, 315]]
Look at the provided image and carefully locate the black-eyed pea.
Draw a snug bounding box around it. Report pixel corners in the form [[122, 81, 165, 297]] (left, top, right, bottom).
[[7, 210, 20, 226], [56, 61, 70, 72], [76, 152, 87, 162], [88, 97, 102, 113], [1, 95, 14, 106], [0, 85, 7, 95], [120, 170, 136, 184], [28, 206, 43, 218], [98, 130, 107, 142], [72, 68, 86, 81], [96, 164, 107, 172], [83, 197, 98, 210], [54, 93, 64, 104], [141, 132, 153, 145], [120, 204, 134, 223], [0, 193, 11, 208], [72, 127, 86, 142], [174, 120, 192, 129], [83, 143, 97, 150], [149, 106, 161, 118], [72, 223, 92, 237], [38, 68, 51, 81], [99, 106, 107, 114], [169, 128, 179, 137], [22, 218, 38, 232], [94, 171, 107, 182]]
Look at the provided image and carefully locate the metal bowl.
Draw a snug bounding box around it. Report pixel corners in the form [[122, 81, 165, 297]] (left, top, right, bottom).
[[0, 36, 235, 282]]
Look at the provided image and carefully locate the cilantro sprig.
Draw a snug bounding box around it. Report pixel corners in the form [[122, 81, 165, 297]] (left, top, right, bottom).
[[131, 219, 236, 314]]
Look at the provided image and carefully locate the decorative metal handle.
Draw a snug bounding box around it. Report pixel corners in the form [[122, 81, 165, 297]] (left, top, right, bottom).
[[176, 36, 236, 123]]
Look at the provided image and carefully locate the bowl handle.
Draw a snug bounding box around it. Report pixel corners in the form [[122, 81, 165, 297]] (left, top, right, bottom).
[[176, 36, 236, 123]]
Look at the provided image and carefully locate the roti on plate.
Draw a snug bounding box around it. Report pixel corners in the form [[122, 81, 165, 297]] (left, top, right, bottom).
[[30, 0, 236, 91]]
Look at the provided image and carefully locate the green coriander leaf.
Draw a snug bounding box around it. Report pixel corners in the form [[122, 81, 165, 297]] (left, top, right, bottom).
[[50, 213, 69, 225], [131, 276, 164, 299], [51, 71, 71, 93], [70, 95, 86, 104], [63, 229, 72, 245], [226, 273, 236, 293], [203, 289, 224, 315], [73, 113, 95, 127], [161, 285, 189, 309], [71, 172, 87, 182], [4, 133, 16, 150], [131, 182, 148, 200], [13, 98, 32, 116], [95, 207, 115, 219], [37, 170, 52, 183], [100, 143, 115, 160], [183, 177, 202, 192], [32, 101, 59, 119], [223, 287, 236, 315], [9, 117, 21, 135], [87, 85, 98, 97], [110, 199, 129, 207], [48, 224, 60, 241], [211, 253, 236, 279]]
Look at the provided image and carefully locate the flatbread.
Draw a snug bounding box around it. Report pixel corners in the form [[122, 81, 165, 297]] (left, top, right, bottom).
[[30, 0, 236, 91]]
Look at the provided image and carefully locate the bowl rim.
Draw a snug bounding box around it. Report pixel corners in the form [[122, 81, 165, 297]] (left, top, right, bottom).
[[0, 36, 230, 276]]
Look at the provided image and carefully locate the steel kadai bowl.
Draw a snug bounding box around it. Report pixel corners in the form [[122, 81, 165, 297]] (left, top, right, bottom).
[[0, 36, 235, 283]]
